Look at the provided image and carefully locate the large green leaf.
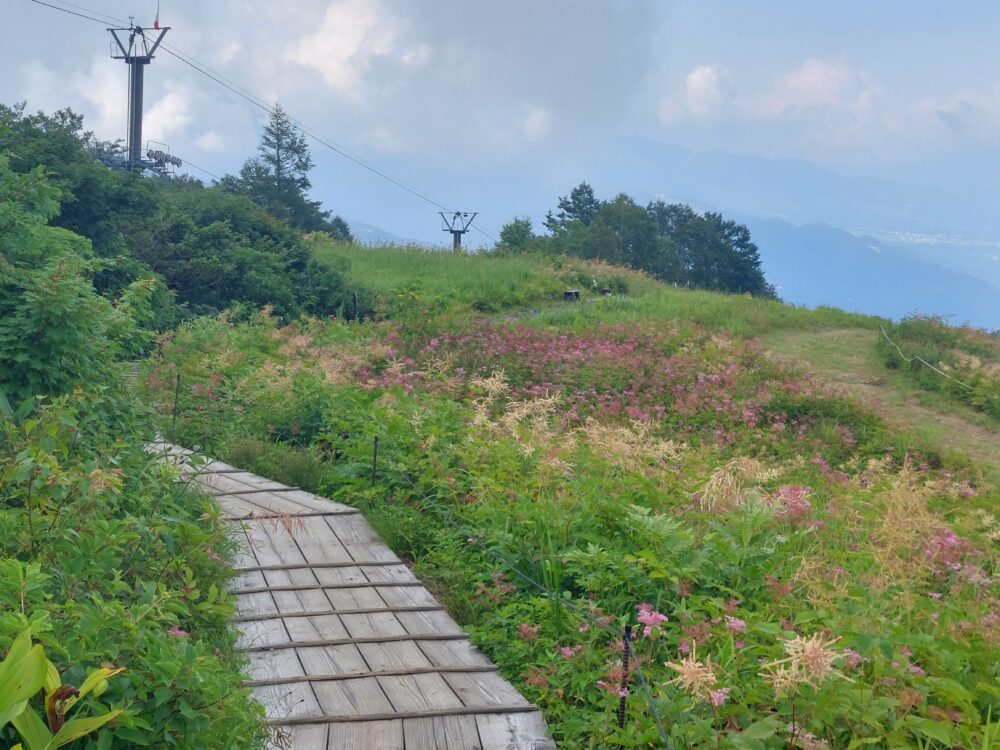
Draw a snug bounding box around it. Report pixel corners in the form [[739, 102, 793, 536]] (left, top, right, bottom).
[[0, 635, 48, 728], [11, 706, 51, 750], [49, 710, 123, 748]]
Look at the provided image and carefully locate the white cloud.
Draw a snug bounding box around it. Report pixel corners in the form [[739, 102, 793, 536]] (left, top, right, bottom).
[[217, 41, 241, 66], [21, 58, 126, 137], [194, 130, 226, 152], [919, 83, 1000, 141], [658, 64, 730, 124], [753, 58, 877, 121], [144, 85, 193, 142], [289, 0, 401, 99], [515, 105, 552, 140], [685, 65, 728, 119]]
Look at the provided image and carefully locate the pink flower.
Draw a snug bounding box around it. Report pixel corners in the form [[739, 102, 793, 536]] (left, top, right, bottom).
[[842, 649, 862, 669], [678, 640, 690, 655], [724, 616, 747, 634], [619, 687, 629, 698], [708, 688, 731, 707], [578, 622, 590, 634], [167, 627, 189, 638], [556, 644, 583, 659], [636, 603, 669, 637], [518, 624, 540, 642]]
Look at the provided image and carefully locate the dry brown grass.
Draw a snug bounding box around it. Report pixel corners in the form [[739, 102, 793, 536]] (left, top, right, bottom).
[[698, 457, 783, 512]]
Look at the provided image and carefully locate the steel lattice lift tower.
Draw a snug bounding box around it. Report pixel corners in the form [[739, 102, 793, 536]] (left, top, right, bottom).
[[108, 19, 169, 171]]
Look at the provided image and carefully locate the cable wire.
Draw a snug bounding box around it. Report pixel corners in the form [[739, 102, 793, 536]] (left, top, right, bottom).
[[880, 324, 982, 392], [28, 0, 109, 25]]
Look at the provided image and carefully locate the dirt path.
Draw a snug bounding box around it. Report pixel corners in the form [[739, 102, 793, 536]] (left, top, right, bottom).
[[761, 327, 1000, 486]]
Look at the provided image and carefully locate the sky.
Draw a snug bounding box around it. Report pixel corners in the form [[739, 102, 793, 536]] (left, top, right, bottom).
[[3, 0, 1000, 245]]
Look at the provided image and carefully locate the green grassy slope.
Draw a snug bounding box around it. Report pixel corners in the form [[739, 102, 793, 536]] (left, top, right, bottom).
[[145, 244, 1000, 749]]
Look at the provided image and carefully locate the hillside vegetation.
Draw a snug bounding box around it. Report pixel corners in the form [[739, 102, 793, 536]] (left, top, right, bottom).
[[0, 158, 265, 747], [146, 246, 1000, 749]]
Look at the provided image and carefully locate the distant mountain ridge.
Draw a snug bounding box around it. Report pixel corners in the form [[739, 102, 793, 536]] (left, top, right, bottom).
[[745, 218, 999, 330]]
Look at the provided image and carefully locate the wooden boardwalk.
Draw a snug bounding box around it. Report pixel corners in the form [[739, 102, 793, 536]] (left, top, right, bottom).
[[152, 443, 555, 750]]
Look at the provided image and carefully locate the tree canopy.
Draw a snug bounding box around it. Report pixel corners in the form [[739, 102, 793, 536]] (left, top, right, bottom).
[[0, 103, 361, 325], [501, 182, 775, 298], [220, 104, 352, 240]]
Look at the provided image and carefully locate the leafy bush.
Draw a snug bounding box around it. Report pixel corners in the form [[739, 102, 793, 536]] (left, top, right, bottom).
[[0, 104, 363, 326], [0, 157, 266, 748]]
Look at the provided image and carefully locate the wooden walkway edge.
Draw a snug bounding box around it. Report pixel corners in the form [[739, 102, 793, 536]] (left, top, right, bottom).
[[151, 442, 556, 750]]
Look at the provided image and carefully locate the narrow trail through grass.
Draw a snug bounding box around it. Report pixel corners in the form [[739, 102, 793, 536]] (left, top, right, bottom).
[[762, 327, 1000, 486]]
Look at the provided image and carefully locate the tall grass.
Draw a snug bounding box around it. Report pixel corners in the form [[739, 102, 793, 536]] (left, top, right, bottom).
[[526, 286, 883, 336], [312, 240, 883, 335]]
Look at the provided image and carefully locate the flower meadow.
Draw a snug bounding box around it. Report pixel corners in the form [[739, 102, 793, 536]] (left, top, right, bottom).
[[145, 298, 1000, 749]]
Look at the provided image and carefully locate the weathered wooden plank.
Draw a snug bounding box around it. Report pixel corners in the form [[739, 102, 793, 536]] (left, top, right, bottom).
[[193, 474, 322, 515], [311, 675, 394, 716], [339, 611, 407, 639], [243, 517, 308, 568], [213, 486, 299, 496], [233, 581, 424, 595], [270, 705, 539, 726], [475, 712, 556, 750], [246, 665, 498, 688], [326, 720, 403, 750], [268, 724, 328, 750], [379, 673, 464, 712], [282, 614, 351, 643], [280, 643, 367, 679], [235, 617, 290, 650], [242, 634, 470, 653], [323, 514, 400, 562], [235, 605, 443, 623], [445, 672, 532, 709], [396, 609, 467, 636], [403, 715, 483, 750], [418, 639, 495, 669], [245, 649, 306, 682], [356, 639, 430, 672], [234, 592, 280, 619], [236, 560, 400, 573], [375, 583, 439, 608], [278, 514, 356, 565], [225, 510, 361, 521], [253, 681, 321, 721]]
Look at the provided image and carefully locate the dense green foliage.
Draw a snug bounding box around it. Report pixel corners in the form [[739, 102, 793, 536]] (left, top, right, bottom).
[[879, 315, 1000, 420], [146, 248, 999, 749], [0, 103, 356, 324], [0, 157, 265, 748], [502, 182, 775, 298]]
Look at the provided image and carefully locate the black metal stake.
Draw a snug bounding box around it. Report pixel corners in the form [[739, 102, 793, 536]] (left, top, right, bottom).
[[371, 436, 379, 485], [617, 624, 632, 728], [353, 291, 359, 322], [171, 373, 181, 430]]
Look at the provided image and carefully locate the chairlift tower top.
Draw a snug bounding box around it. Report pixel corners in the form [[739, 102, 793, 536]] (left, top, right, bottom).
[[108, 19, 169, 171], [440, 211, 477, 252]]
